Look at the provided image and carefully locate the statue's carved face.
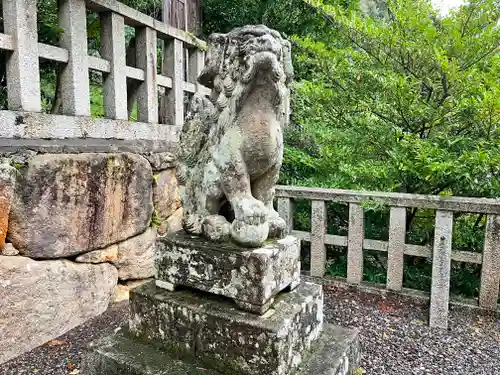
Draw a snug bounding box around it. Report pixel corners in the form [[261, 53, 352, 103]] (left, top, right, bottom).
[[198, 26, 291, 90]]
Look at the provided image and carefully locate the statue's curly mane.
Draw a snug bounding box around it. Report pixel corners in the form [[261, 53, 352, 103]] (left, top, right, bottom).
[[177, 25, 294, 185]]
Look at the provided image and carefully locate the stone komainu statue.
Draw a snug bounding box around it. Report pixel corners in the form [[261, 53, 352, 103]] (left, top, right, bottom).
[[176, 25, 294, 247]]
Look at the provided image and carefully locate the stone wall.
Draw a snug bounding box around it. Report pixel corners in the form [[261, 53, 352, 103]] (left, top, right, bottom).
[[0, 150, 182, 364]]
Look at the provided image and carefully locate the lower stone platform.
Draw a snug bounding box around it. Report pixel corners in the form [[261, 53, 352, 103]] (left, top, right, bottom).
[[83, 324, 361, 375], [128, 281, 323, 375]]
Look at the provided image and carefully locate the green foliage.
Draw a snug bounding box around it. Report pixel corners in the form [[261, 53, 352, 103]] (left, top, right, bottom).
[[150, 209, 163, 228], [201, 0, 500, 299], [285, 0, 500, 199]]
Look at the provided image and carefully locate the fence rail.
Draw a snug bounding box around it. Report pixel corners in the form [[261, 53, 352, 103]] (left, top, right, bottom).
[[0, 0, 209, 152], [276, 185, 500, 328]]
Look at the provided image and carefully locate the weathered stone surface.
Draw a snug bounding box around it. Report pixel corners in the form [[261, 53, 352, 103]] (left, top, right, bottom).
[[8, 153, 153, 259], [128, 281, 323, 375], [0, 110, 181, 143], [0, 256, 117, 364], [83, 331, 220, 375], [0, 164, 17, 249], [155, 232, 301, 313], [1, 149, 37, 168], [0, 138, 176, 155], [142, 152, 176, 171], [157, 207, 183, 237], [177, 25, 293, 247], [83, 324, 360, 375], [75, 246, 119, 263], [295, 325, 361, 375], [112, 228, 157, 281], [202, 215, 231, 242], [113, 279, 153, 303], [1, 243, 19, 256], [153, 168, 181, 220]]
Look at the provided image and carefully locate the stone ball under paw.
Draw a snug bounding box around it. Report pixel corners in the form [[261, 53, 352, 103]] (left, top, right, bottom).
[[231, 220, 269, 248]]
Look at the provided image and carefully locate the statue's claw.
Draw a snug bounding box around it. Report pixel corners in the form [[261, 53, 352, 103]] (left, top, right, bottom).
[[202, 215, 231, 243], [268, 209, 287, 239]]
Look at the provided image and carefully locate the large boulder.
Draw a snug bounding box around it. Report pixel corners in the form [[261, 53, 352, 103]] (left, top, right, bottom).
[[0, 164, 17, 249], [8, 153, 153, 259], [0, 256, 118, 364]]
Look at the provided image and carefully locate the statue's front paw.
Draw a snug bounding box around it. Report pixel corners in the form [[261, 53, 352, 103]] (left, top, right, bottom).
[[233, 198, 268, 226], [268, 214, 287, 239], [182, 214, 203, 235], [231, 220, 269, 248], [202, 215, 231, 242]]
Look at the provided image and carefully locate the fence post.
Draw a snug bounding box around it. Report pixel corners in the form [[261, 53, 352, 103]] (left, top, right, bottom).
[[429, 210, 453, 329], [310, 200, 327, 277], [479, 215, 500, 309], [100, 12, 128, 120], [347, 203, 364, 284], [135, 26, 158, 123], [161, 39, 184, 125], [59, 0, 90, 116], [188, 49, 204, 92], [277, 197, 293, 235], [387, 207, 407, 291], [3, 0, 41, 112], [160, 39, 184, 127]]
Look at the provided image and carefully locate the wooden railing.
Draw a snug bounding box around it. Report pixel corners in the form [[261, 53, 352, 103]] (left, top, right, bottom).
[[0, 0, 208, 152], [276, 185, 500, 328]]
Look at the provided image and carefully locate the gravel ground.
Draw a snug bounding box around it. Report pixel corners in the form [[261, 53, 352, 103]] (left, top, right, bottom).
[[0, 301, 129, 375], [324, 284, 500, 375], [1, 287, 499, 375]]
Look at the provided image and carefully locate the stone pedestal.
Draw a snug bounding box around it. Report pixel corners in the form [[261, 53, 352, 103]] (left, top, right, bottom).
[[83, 233, 362, 375], [155, 233, 301, 314], [129, 281, 323, 375]]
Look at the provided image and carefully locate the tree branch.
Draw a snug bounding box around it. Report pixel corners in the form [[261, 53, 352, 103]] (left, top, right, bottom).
[[460, 44, 499, 71]]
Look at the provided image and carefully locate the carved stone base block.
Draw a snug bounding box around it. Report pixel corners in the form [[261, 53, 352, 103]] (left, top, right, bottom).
[[155, 232, 301, 314], [83, 324, 360, 375], [127, 281, 322, 375]]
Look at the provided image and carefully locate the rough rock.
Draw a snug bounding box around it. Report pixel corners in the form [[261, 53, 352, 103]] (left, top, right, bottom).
[[1, 243, 19, 256], [0, 164, 17, 249], [112, 228, 157, 281], [157, 207, 183, 236], [142, 152, 176, 171], [8, 153, 153, 259], [153, 168, 181, 220], [129, 281, 323, 375], [155, 232, 301, 314], [75, 246, 119, 263], [0, 149, 37, 169], [0, 256, 117, 364], [113, 279, 154, 303]]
